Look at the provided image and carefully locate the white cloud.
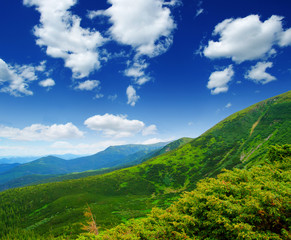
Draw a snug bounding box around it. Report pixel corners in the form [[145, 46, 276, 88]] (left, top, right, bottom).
[[195, 8, 204, 17], [203, 15, 289, 63], [0, 139, 127, 157], [124, 60, 150, 85], [225, 102, 232, 108], [108, 94, 118, 101], [87, 0, 178, 104], [35, 60, 47, 72], [279, 28, 291, 47], [245, 61, 276, 84], [207, 65, 234, 94], [0, 123, 84, 141], [24, 0, 105, 79], [95, 93, 104, 99], [91, 0, 177, 57], [84, 113, 145, 138], [39, 78, 55, 87], [50, 140, 126, 155], [142, 125, 157, 136], [0, 58, 47, 96], [126, 85, 140, 106], [142, 137, 174, 145], [75, 80, 100, 91]]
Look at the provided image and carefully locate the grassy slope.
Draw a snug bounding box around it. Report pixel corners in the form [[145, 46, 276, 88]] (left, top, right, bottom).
[[92, 145, 291, 240], [0, 91, 290, 239]]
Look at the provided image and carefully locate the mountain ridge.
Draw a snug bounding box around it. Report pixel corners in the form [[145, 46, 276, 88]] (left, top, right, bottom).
[[0, 142, 169, 187]]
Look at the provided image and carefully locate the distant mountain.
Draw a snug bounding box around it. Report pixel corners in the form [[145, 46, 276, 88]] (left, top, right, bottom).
[[0, 163, 20, 174], [0, 140, 187, 191], [0, 142, 168, 186], [0, 154, 85, 165], [0, 91, 290, 239], [53, 153, 87, 160], [0, 156, 38, 164]]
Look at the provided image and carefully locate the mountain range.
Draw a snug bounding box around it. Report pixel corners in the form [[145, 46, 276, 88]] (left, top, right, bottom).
[[0, 142, 173, 190]]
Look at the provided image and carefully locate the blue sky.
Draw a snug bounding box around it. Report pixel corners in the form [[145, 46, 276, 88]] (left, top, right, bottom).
[[0, 0, 290, 157]]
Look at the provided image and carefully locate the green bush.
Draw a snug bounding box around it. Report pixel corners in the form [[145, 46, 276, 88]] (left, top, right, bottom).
[[91, 145, 291, 240]]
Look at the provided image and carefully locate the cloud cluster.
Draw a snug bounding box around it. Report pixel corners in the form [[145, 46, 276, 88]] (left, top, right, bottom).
[[89, 0, 178, 105], [245, 62, 276, 84], [203, 15, 289, 62], [24, 0, 105, 79], [84, 113, 157, 138], [207, 65, 234, 95], [203, 15, 291, 94], [0, 123, 84, 141], [0, 58, 51, 96], [124, 60, 150, 85]]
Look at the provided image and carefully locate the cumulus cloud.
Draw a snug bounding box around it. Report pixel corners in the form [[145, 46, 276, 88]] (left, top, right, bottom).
[[0, 122, 84, 141], [142, 124, 158, 136], [245, 62, 276, 84], [75, 80, 100, 91], [0, 58, 46, 96], [24, 0, 105, 79], [39, 78, 55, 87], [203, 15, 291, 63], [90, 0, 177, 57], [126, 85, 140, 106], [84, 113, 145, 138], [207, 65, 234, 94]]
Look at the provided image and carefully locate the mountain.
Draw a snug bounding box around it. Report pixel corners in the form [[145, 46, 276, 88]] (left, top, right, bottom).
[[0, 163, 20, 174], [0, 156, 38, 164], [0, 91, 290, 239], [0, 140, 189, 191], [140, 137, 193, 161], [0, 142, 168, 187]]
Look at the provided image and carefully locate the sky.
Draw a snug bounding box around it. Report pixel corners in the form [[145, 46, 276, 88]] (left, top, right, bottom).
[[0, 0, 290, 157]]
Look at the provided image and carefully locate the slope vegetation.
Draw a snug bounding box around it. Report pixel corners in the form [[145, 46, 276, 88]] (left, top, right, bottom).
[[0, 91, 290, 239], [91, 145, 290, 240]]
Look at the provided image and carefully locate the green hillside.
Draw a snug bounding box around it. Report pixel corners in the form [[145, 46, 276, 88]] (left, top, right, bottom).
[[91, 145, 291, 240], [0, 163, 20, 174], [0, 91, 290, 239]]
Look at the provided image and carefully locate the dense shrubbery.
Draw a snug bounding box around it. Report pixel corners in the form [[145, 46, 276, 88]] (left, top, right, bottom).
[[78, 145, 290, 240]]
